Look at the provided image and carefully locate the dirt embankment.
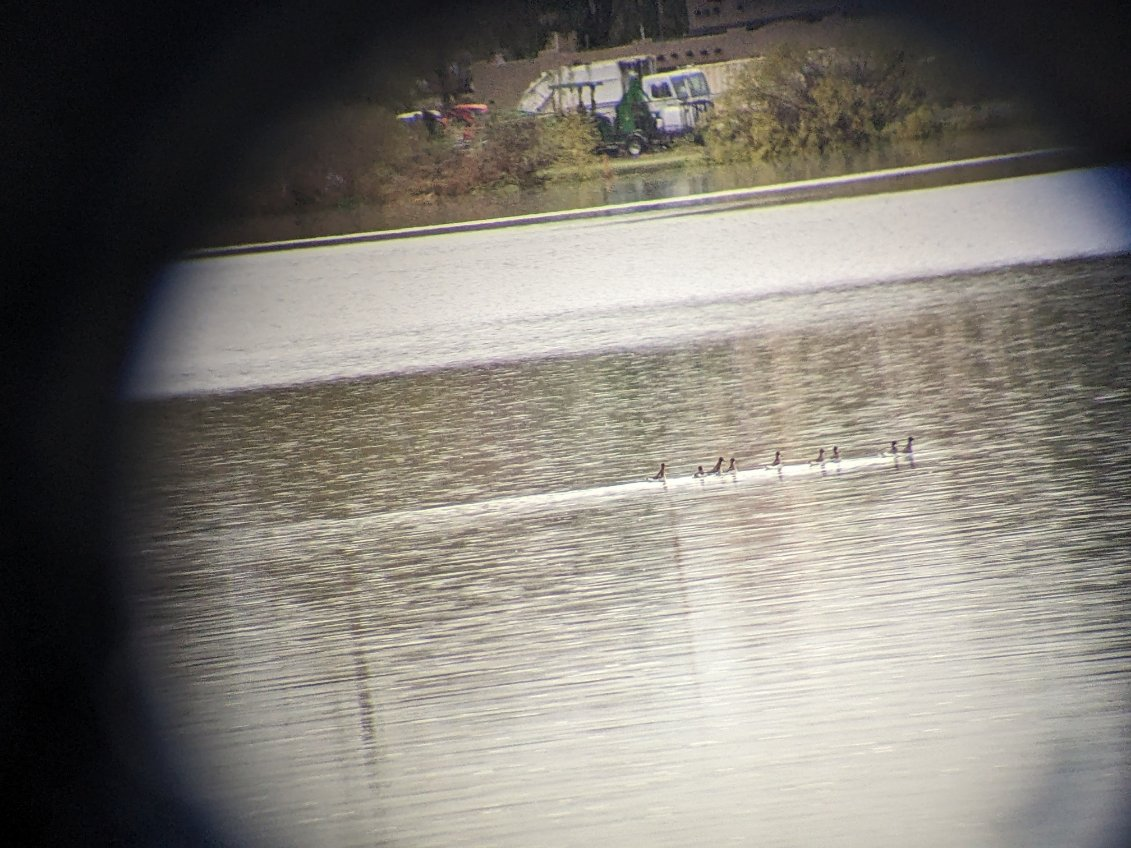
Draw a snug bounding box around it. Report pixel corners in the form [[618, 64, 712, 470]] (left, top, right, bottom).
[[470, 12, 1029, 111]]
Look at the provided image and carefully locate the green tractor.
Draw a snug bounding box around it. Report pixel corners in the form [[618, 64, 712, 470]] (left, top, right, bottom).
[[594, 75, 658, 157]]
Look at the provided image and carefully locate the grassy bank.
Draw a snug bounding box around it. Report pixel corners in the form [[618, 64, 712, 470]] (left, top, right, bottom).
[[197, 124, 1076, 248]]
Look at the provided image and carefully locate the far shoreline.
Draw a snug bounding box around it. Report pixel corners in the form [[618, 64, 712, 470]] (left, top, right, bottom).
[[189, 146, 1095, 259]]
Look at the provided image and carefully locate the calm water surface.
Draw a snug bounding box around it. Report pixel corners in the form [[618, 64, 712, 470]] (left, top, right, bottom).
[[118, 177, 1131, 847]]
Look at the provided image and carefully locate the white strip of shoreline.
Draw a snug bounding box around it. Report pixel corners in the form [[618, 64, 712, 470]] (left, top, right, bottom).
[[188, 148, 1078, 259]]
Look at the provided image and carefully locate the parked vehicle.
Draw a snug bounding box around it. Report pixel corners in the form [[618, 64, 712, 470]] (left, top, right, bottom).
[[518, 56, 655, 116], [396, 103, 490, 145], [518, 56, 713, 155]]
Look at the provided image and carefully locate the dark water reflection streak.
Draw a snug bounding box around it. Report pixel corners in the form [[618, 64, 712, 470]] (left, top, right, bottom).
[[118, 256, 1131, 848]]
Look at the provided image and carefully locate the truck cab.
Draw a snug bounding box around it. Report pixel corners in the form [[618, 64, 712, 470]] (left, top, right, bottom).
[[643, 69, 713, 139]]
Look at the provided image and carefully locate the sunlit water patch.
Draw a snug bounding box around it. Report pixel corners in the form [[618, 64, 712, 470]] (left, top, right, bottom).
[[125, 165, 1131, 398]]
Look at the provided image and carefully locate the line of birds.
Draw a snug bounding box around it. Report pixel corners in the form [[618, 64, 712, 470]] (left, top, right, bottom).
[[649, 436, 914, 480]]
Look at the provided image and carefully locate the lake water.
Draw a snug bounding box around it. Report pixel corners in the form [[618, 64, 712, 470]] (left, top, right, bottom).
[[116, 167, 1131, 847]]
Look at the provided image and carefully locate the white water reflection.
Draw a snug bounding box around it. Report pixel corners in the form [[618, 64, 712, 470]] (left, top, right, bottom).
[[126, 165, 1131, 398]]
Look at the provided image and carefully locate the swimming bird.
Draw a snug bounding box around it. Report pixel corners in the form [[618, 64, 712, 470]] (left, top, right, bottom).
[[769, 450, 782, 467], [882, 440, 899, 456], [810, 448, 825, 465], [650, 463, 666, 480], [709, 456, 724, 475], [831, 446, 840, 462], [902, 436, 915, 454], [693, 465, 707, 478], [726, 458, 737, 473]]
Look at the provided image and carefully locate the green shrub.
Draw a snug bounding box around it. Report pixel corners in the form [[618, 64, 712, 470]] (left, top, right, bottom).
[[474, 113, 546, 188], [535, 112, 602, 181], [702, 44, 940, 163], [390, 110, 602, 197], [234, 104, 604, 211]]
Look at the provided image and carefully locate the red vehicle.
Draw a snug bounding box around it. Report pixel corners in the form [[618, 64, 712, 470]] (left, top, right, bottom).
[[397, 103, 489, 144], [446, 103, 488, 124]]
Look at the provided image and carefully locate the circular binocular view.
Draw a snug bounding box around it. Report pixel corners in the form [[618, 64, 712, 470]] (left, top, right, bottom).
[[81, 1, 1131, 845]]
